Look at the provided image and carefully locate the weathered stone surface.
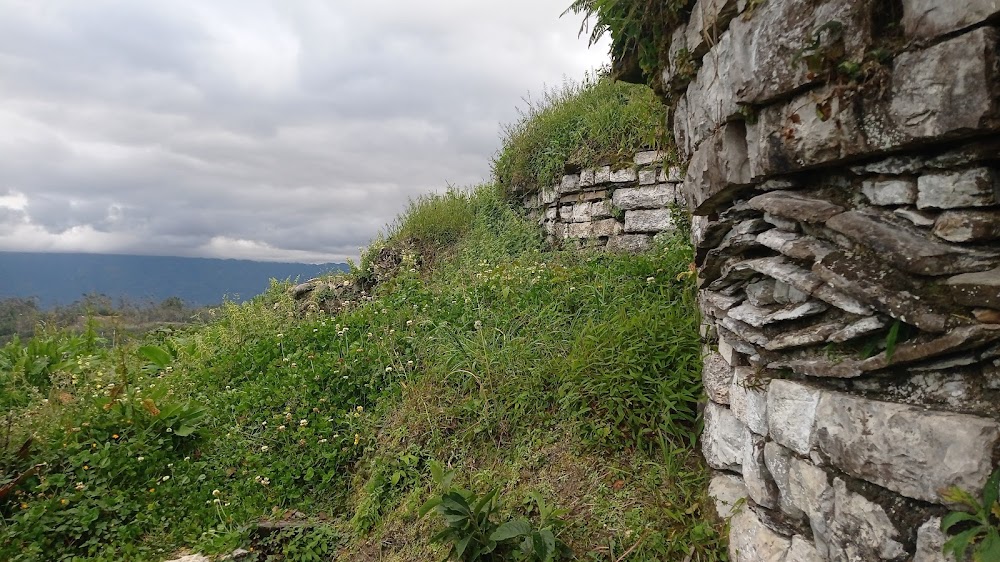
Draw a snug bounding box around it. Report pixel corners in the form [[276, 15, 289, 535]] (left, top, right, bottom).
[[894, 207, 937, 227], [683, 27, 748, 151], [878, 28, 1000, 149], [827, 316, 886, 343], [579, 169, 595, 187], [918, 168, 1000, 210], [744, 256, 872, 315], [634, 150, 664, 166], [902, 0, 1000, 39], [730, 367, 767, 434], [853, 155, 924, 175], [590, 200, 612, 219], [703, 402, 747, 471], [540, 187, 557, 205], [748, 84, 866, 178], [944, 266, 1000, 309], [565, 219, 623, 239], [683, 122, 752, 214], [786, 456, 834, 557], [764, 441, 805, 519], [765, 319, 846, 351], [914, 516, 957, 562], [827, 478, 907, 561], [727, 300, 827, 328], [742, 429, 778, 509], [612, 184, 678, 210], [559, 205, 574, 221], [594, 166, 611, 184], [570, 203, 592, 223], [709, 472, 748, 518], [757, 230, 836, 261], [730, 0, 875, 105], [165, 556, 210, 562], [638, 169, 657, 185], [773, 281, 809, 304], [703, 351, 734, 405], [660, 166, 683, 183], [815, 391, 1000, 503], [826, 209, 999, 276], [685, 0, 738, 57], [610, 168, 638, 183], [768, 380, 821, 455], [624, 209, 674, 233], [559, 174, 580, 194], [748, 191, 845, 223], [728, 509, 791, 562], [746, 279, 777, 307], [862, 178, 917, 206], [813, 251, 953, 332], [787, 536, 823, 562], [606, 234, 652, 253], [933, 209, 1000, 243]]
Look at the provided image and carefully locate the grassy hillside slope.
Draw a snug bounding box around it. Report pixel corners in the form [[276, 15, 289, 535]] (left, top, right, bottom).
[[0, 78, 725, 561]]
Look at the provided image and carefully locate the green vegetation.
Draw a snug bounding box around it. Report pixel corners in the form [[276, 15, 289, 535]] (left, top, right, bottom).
[[492, 76, 669, 196], [942, 468, 1000, 562], [562, 0, 691, 86], [0, 181, 722, 561]]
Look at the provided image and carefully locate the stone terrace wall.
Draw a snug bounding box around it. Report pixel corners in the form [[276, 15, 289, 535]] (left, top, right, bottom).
[[520, 152, 683, 251], [669, 0, 1000, 560]]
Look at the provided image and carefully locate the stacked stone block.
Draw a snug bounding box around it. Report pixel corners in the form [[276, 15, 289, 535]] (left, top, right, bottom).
[[669, 0, 1000, 560], [521, 151, 683, 251]]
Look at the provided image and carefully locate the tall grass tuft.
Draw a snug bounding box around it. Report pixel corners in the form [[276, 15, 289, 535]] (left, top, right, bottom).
[[492, 75, 669, 196]]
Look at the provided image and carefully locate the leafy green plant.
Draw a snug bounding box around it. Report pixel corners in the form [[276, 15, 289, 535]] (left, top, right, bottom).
[[941, 468, 1000, 562], [419, 462, 570, 562]]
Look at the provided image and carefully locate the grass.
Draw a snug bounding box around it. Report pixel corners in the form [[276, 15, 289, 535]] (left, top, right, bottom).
[[492, 75, 670, 196], [0, 184, 724, 561]]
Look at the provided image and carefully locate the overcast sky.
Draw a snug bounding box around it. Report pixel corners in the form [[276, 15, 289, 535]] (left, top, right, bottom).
[[0, 0, 608, 263]]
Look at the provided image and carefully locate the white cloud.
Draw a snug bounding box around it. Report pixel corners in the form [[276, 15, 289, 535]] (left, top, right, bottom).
[[0, 0, 609, 262]]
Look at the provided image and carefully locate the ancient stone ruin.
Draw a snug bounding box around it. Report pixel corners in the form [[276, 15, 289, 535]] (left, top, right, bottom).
[[671, 0, 1000, 560]]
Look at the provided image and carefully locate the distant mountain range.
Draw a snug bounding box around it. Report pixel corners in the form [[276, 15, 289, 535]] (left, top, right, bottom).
[[0, 252, 347, 308]]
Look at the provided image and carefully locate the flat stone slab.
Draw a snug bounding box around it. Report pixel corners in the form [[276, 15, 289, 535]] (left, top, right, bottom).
[[903, 0, 1000, 40], [815, 390, 1000, 503], [744, 256, 872, 315], [624, 208, 674, 233], [862, 178, 917, 206], [826, 209, 998, 276], [728, 508, 791, 562], [703, 351, 734, 405], [612, 184, 678, 210], [933, 209, 1000, 243], [767, 379, 821, 455], [748, 191, 845, 223], [703, 401, 747, 472], [918, 168, 1000, 210], [944, 266, 1000, 309], [757, 230, 836, 261], [709, 472, 748, 518]]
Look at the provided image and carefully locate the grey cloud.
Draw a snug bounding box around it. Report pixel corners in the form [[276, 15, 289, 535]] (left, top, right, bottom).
[[0, 0, 608, 262]]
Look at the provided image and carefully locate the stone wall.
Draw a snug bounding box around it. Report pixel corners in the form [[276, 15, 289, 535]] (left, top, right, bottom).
[[520, 152, 683, 251], [669, 0, 1000, 560]]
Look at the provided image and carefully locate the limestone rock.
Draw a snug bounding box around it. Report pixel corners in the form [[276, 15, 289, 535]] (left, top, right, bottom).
[[165, 556, 210, 562], [786, 456, 834, 557], [594, 166, 611, 184], [579, 169, 595, 187], [894, 208, 937, 227], [728, 508, 791, 562], [814, 391, 1000, 503], [742, 429, 778, 509], [683, 122, 752, 215], [902, 0, 1000, 39], [703, 402, 747, 471], [880, 27, 1000, 149], [703, 351, 734, 405], [683, 28, 749, 150], [746, 279, 777, 307], [606, 234, 652, 253], [827, 478, 906, 561], [826, 209, 999, 276], [764, 441, 806, 520], [612, 184, 678, 210], [709, 472, 748, 518], [933, 209, 1000, 243], [748, 191, 845, 223], [624, 209, 674, 233], [944, 267, 1000, 310], [757, 230, 836, 261], [918, 168, 1000, 210], [559, 174, 580, 194], [744, 256, 872, 315], [827, 316, 886, 343], [610, 168, 638, 183], [727, 301, 827, 328], [730, 367, 768, 435], [764, 319, 846, 351], [634, 150, 664, 166], [767, 380, 821, 455], [638, 169, 657, 185], [684, 0, 739, 57], [773, 281, 809, 305], [914, 517, 957, 562], [853, 156, 924, 175], [787, 536, 823, 562], [862, 178, 917, 206]]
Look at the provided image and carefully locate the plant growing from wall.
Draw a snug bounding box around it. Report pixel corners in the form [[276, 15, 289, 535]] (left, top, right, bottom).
[[562, 0, 692, 86], [941, 468, 1000, 561]]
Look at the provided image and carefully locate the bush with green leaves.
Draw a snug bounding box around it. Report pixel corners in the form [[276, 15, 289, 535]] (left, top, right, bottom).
[[942, 468, 1000, 562], [419, 461, 571, 562], [492, 75, 668, 195]]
